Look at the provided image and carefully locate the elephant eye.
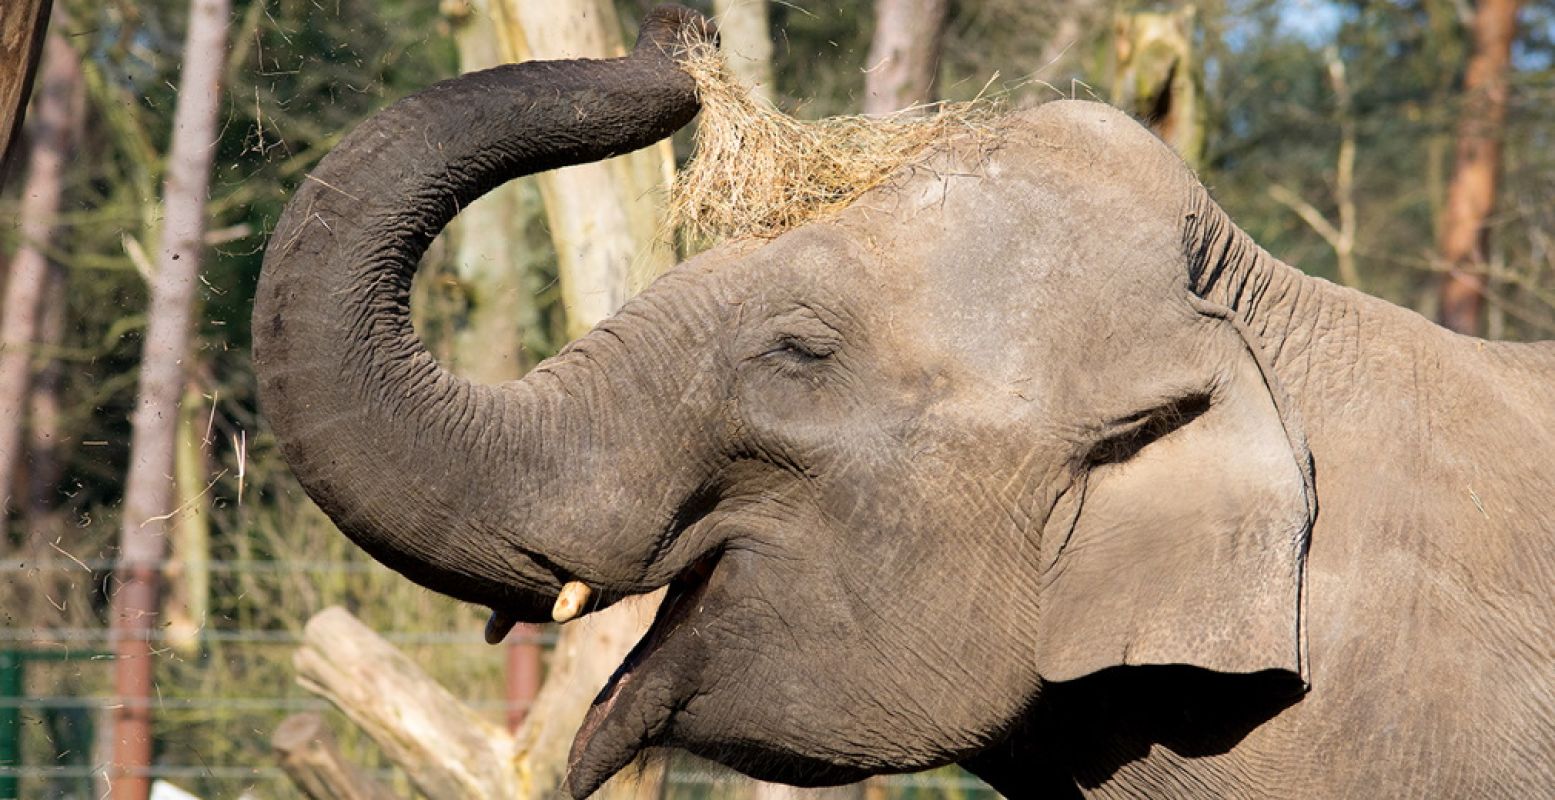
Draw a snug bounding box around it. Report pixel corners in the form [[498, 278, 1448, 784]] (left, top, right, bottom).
[[761, 335, 836, 362], [1086, 391, 1212, 466]]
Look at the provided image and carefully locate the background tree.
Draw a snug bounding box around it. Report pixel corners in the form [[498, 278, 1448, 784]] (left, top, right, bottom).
[[483, 2, 675, 795], [0, 0, 1551, 796], [109, 0, 230, 795], [0, 26, 79, 536], [864, 0, 948, 114], [1437, 0, 1524, 334], [1112, 5, 1206, 169], [714, 0, 776, 104], [440, 0, 552, 739], [1265, 47, 1360, 288]]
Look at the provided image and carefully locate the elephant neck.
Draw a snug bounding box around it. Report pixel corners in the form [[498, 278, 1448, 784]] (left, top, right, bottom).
[[1179, 186, 1555, 459], [1182, 188, 1406, 404], [1183, 188, 1310, 344]]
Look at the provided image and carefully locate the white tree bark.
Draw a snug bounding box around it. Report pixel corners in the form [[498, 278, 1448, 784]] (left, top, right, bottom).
[[864, 0, 948, 115], [436, 2, 676, 796], [493, 7, 677, 794], [109, 0, 230, 794], [713, 0, 775, 104], [292, 608, 519, 798], [480, 0, 676, 319], [445, 0, 549, 740], [271, 711, 393, 800], [484, 3, 674, 794]]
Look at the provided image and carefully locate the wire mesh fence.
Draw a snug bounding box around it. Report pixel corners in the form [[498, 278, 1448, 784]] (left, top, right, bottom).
[[0, 558, 999, 799]]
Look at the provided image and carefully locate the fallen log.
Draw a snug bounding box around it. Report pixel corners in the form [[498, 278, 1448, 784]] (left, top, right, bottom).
[[271, 711, 392, 800], [292, 607, 519, 799]]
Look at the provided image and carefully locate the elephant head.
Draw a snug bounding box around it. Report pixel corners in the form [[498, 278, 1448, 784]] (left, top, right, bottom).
[[254, 5, 1314, 795]]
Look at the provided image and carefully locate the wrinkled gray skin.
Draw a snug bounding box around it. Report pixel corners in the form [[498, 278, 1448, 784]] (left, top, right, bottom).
[[253, 7, 1555, 798]]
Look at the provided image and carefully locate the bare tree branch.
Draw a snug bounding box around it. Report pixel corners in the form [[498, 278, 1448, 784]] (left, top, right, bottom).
[[1266, 48, 1359, 289]]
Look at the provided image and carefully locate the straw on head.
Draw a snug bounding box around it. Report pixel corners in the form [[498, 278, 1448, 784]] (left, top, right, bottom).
[[668, 40, 1001, 244]]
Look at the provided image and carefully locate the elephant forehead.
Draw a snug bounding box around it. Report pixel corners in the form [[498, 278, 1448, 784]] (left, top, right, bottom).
[[710, 223, 908, 304], [670, 101, 1195, 322]]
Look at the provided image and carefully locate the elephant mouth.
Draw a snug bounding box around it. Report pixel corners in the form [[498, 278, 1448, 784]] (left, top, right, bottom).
[[564, 547, 723, 795]]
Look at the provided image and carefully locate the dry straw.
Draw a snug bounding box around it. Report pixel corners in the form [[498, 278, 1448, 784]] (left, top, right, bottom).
[[667, 39, 1002, 244]]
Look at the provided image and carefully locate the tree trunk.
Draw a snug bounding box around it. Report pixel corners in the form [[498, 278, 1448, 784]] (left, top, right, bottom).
[[713, 0, 775, 104], [0, 0, 51, 174], [1111, 6, 1206, 170], [164, 380, 212, 654], [864, 0, 948, 115], [1437, 0, 1522, 335], [0, 27, 79, 536], [1030, 0, 1108, 88], [109, 0, 230, 794], [481, 0, 677, 314], [444, 0, 547, 736], [25, 259, 65, 544], [458, 2, 677, 796]]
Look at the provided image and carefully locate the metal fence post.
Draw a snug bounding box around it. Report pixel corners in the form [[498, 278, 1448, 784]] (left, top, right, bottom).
[[0, 650, 21, 800]]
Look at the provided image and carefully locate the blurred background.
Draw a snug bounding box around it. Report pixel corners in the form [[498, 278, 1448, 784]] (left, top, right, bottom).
[[0, 0, 1551, 797]]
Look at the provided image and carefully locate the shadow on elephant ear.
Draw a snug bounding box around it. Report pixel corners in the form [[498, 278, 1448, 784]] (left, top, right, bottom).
[[966, 665, 1304, 797]]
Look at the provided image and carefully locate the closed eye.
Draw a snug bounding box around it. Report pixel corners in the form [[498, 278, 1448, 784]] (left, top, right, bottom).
[[1084, 392, 1212, 466], [761, 336, 836, 362]]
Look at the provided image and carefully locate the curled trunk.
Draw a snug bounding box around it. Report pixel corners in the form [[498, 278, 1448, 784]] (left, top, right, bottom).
[[253, 6, 717, 616]]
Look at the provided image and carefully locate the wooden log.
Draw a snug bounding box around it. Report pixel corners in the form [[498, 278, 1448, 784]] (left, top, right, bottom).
[[293, 607, 519, 799], [271, 712, 393, 800]]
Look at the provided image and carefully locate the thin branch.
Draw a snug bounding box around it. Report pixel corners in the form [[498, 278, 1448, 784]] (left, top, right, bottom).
[[1268, 184, 1342, 246]]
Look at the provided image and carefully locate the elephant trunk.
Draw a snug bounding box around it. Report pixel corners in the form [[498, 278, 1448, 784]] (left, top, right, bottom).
[[253, 6, 719, 619]]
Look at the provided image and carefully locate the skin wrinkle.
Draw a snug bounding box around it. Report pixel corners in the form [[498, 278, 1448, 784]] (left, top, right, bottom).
[[256, 7, 716, 617], [261, 60, 1555, 795], [1168, 184, 1554, 799]]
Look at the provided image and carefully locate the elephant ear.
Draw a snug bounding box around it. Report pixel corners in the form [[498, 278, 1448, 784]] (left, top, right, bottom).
[[1034, 301, 1313, 686]]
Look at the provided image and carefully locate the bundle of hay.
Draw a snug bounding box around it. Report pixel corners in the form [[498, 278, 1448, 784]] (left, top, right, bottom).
[[668, 39, 1000, 244]]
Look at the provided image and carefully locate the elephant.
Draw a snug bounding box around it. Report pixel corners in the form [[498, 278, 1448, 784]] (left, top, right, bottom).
[[252, 5, 1555, 798]]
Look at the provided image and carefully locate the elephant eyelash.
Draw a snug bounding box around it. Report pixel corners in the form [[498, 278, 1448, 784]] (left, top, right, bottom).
[[761, 336, 836, 362], [1084, 392, 1212, 467]]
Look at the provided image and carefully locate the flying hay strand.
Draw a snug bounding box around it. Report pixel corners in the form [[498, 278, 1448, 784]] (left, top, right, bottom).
[[668, 40, 1001, 243]]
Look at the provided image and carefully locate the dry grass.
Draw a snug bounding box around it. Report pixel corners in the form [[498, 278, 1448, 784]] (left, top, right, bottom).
[[668, 40, 1002, 244]]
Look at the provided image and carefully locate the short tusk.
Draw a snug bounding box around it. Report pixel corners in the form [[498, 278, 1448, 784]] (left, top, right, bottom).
[[552, 581, 593, 623]]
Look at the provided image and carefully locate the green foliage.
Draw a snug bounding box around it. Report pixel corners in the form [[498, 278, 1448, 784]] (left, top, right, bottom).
[[1204, 0, 1555, 333], [4, 0, 1554, 797]]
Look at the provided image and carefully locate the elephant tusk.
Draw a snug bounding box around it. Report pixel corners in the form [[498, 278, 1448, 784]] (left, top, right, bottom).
[[553, 581, 593, 623]]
